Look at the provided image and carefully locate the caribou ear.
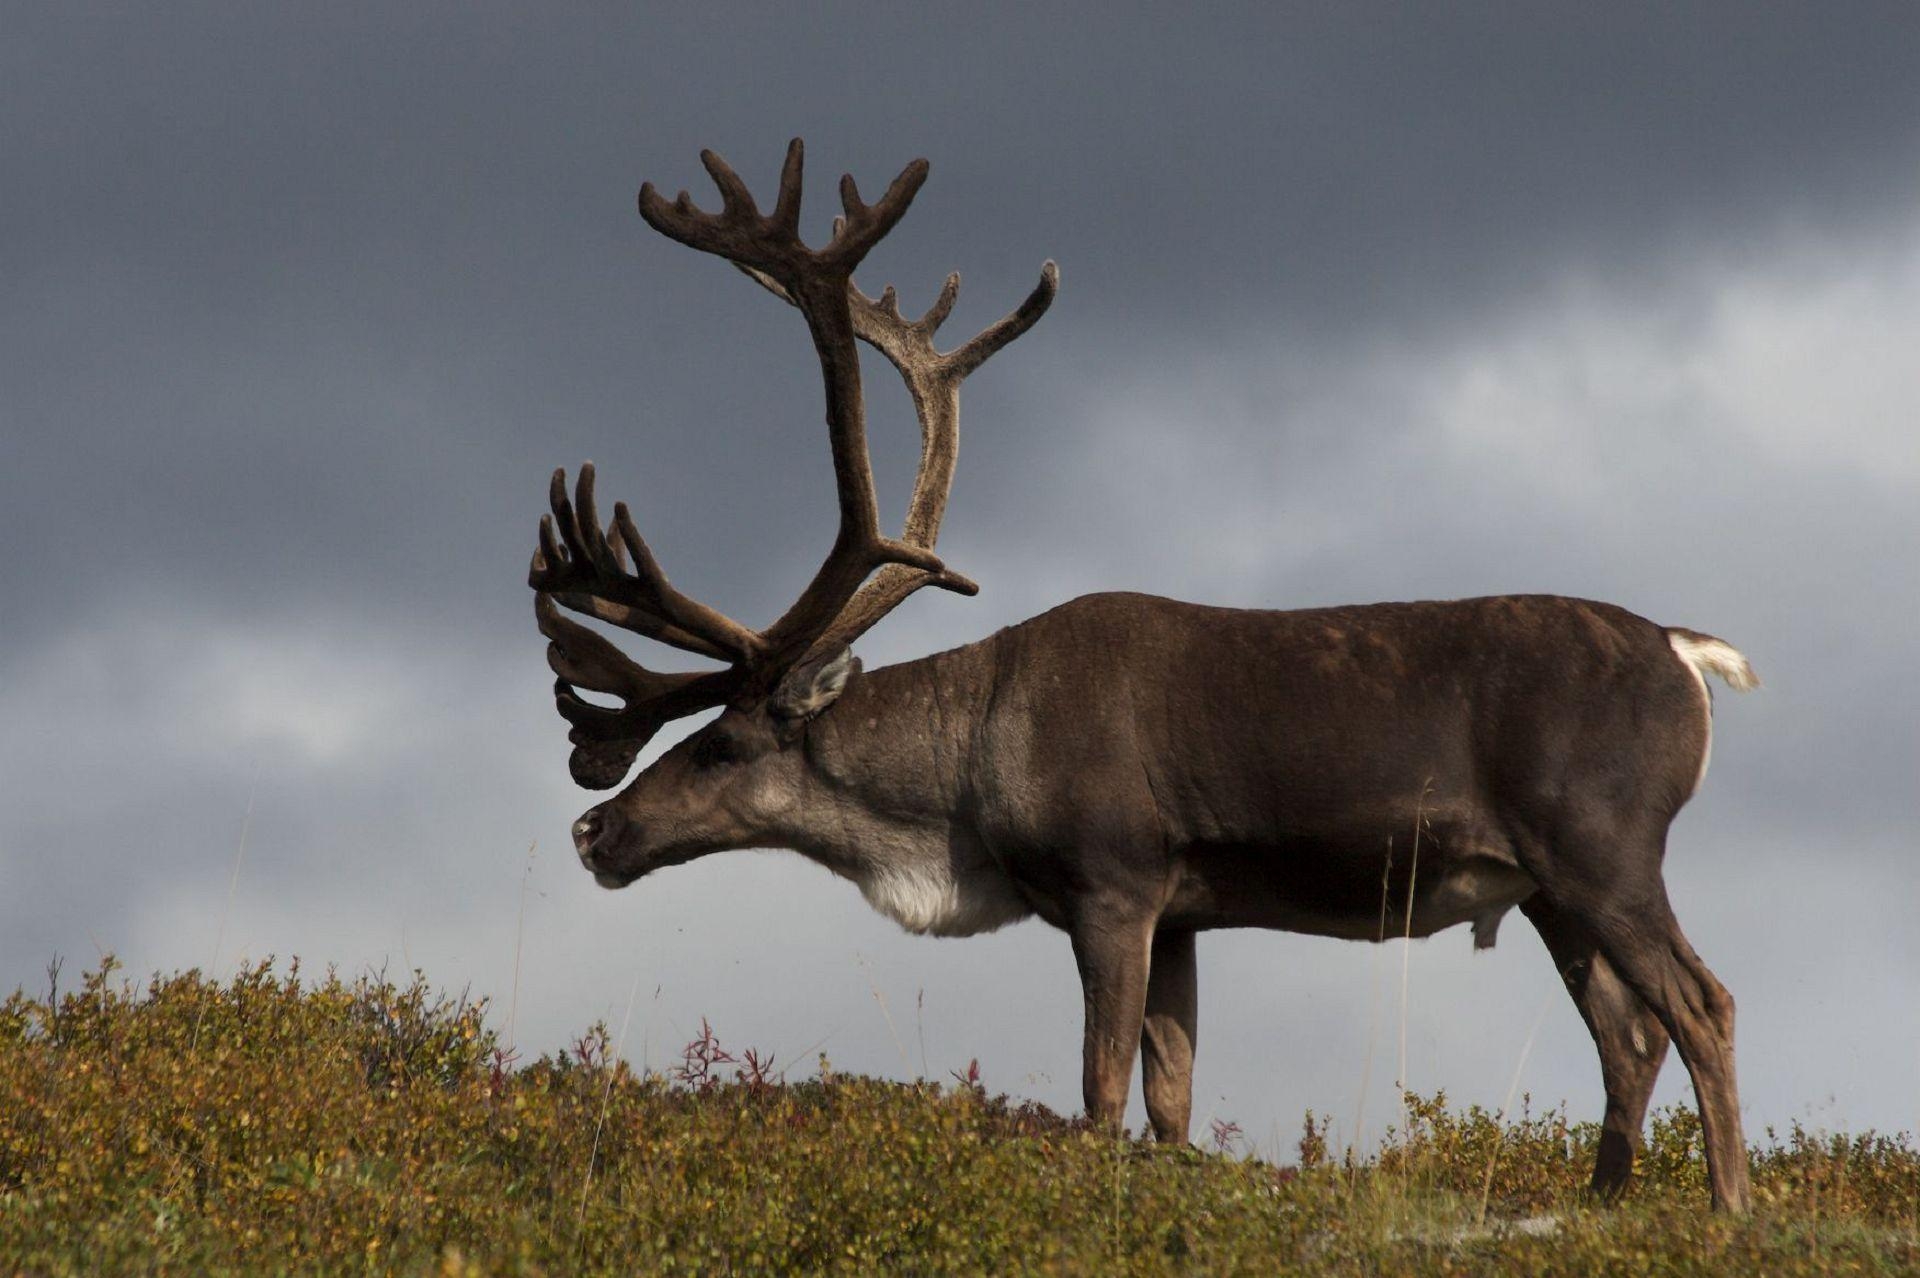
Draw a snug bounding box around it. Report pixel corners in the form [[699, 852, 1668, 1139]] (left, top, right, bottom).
[[771, 647, 859, 727]]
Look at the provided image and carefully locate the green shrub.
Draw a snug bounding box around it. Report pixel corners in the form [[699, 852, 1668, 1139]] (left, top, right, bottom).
[[1, 960, 1914, 1275]]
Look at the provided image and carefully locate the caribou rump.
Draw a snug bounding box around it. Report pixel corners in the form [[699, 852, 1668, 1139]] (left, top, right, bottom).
[[529, 141, 1758, 1211]]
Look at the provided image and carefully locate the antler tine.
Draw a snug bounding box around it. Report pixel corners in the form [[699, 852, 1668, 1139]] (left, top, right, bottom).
[[633, 144, 963, 681], [734, 259, 1057, 396], [637, 139, 929, 289], [531, 464, 764, 665], [769, 138, 805, 233], [638, 142, 798, 279], [824, 161, 930, 272], [919, 272, 961, 335], [948, 260, 1060, 378], [730, 254, 1059, 658], [807, 259, 1059, 658], [731, 259, 1058, 406], [605, 500, 768, 660], [534, 593, 745, 788], [536, 592, 699, 709], [698, 149, 761, 220]]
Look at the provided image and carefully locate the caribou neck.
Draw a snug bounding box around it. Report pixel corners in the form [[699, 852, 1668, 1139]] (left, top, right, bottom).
[[787, 642, 993, 866], [765, 640, 1033, 938]]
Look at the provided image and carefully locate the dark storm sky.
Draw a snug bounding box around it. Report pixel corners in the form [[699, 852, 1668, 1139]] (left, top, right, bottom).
[[4, 5, 1917, 1149]]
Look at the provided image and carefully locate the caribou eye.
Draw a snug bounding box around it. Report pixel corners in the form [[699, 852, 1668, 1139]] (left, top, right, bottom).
[[691, 733, 740, 770]]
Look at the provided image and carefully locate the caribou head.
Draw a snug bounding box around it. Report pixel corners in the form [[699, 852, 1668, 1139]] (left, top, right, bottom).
[[529, 140, 1054, 890]]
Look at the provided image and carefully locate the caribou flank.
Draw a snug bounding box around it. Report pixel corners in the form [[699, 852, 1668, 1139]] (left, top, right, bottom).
[[530, 140, 1759, 1212]]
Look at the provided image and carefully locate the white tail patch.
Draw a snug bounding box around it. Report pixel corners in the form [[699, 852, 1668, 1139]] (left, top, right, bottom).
[[1666, 629, 1759, 794], [1667, 632, 1760, 693]]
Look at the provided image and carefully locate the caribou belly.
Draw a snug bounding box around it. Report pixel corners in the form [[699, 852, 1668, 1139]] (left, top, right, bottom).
[[1165, 835, 1537, 946]]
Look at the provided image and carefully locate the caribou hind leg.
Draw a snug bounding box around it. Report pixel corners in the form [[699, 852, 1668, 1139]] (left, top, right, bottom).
[[1140, 928, 1198, 1143], [1594, 908, 1749, 1213], [1530, 836, 1751, 1213], [1522, 895, 1672, 1198], [1605, 909, 1758, 1212]]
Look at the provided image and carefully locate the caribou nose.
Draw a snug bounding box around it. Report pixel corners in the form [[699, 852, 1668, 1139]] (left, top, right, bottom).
[[572, 812, 604, 862]]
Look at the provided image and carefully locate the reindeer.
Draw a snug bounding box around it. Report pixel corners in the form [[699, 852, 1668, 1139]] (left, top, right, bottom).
[[530, 141, 1757, 1212]]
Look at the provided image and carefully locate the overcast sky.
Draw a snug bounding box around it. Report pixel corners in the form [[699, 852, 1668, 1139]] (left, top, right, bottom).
[[5, 4, 1918, 1156]]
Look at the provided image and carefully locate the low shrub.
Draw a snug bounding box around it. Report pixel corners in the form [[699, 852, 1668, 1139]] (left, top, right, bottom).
[[1, 960, 1914, 1274]]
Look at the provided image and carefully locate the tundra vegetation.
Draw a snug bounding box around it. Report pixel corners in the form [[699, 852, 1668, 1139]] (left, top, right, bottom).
[[2, 960, 1915, 1275]]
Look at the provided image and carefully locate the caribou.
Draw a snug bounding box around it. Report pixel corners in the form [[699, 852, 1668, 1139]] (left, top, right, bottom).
[[530, 141, 1758, 1212]]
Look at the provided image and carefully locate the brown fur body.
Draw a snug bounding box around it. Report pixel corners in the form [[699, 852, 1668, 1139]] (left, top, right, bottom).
[[574, 590, 1754, 1210], [544, 142, 1756, 1212]]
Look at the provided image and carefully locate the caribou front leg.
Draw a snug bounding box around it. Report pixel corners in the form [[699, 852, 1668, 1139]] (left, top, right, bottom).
[[1140, 928, 1197, 1143], [1070, 908, 1156, 1133]]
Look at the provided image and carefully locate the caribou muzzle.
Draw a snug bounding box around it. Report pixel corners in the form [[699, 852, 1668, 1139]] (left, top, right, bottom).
[[571, 806, 636, 886]]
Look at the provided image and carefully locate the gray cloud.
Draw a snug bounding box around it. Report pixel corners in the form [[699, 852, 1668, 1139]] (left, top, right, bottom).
[[4, 5, 1918, 1153]]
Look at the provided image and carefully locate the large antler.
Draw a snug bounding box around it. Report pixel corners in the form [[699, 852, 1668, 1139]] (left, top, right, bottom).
[[739, 253, 1059, 658], [532, 140, 1054, 787], [637, 140, 971, 659]]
